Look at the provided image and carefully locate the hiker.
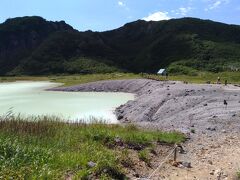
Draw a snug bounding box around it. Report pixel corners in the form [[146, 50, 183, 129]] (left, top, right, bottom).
[[217, 77, 221, 84], [225, 80, 228, 86], [224, 100, 228, 108], [166, 72, 168, 80]]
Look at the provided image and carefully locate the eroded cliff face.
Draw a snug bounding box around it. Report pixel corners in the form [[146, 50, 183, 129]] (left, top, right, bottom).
[[0, 16, 73, 74]]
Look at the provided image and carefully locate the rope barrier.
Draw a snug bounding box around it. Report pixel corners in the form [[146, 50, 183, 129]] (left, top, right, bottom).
[[147, 145, 177, 179], [134, 144, 178, 180]]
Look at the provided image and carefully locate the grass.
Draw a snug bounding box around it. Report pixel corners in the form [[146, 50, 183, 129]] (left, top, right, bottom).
[[138, 149, 151, 165], [0, 71, 240, 86], [238, 171, 240, 179], [118, 149, 134, 168], [170, 71, 240, 84], [0, 73, 141, 87], [144, 71, 240, 84], [0, 115, 185, 179], [51, 73, 141, 87]]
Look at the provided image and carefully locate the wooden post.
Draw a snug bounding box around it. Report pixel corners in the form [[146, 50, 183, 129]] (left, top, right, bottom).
[[174, 146, 177, 162]]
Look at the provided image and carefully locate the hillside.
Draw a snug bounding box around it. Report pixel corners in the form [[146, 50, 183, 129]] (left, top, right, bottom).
[[0, 16, 240, 75]]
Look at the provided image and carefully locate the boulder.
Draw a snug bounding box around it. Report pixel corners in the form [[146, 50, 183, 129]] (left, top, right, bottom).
[[87, 161, 96, 168]]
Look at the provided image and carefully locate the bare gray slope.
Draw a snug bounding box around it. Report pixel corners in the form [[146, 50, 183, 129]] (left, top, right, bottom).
[[52, 79, 240, 132]]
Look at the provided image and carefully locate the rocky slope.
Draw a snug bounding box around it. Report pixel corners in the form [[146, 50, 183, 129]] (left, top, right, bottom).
[[52, 79, 240, 132]]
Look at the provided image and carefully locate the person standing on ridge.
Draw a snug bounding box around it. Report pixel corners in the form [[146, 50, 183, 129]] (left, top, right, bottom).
[[224, 100, 228, 109], [217, 77, 221, 84]]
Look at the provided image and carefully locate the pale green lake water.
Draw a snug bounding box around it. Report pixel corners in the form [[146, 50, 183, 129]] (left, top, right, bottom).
[[0, 81, 134, 123]]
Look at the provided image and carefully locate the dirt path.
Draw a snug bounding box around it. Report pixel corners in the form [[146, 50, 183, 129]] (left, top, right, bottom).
[[137, 111, 240, 179], [152, 127, 240, 180], [51, 79, 240, 179]]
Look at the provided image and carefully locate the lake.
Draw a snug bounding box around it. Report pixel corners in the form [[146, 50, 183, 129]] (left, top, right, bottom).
[[0, 81, 134, 123]]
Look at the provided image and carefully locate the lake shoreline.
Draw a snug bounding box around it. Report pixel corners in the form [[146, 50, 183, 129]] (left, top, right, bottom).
[[0, 81, 134, 123]]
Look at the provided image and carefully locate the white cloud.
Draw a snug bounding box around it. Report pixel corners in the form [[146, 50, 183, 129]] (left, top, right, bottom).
[[118, 1, 125, 7], [178, 7, 192, 15], [117, 1, 130, 11], [205, 0, 230, 11], [142, 11, 171, 21], [209, 1, 221, 9], [170, 7, 192, 16]]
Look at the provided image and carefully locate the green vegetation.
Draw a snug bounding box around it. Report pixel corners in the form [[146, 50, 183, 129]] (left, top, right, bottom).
[[138, 149, 151, 165], [170, 72, 240, 84], [0, 16, 73, 75], [0, 116, 184, 179], [62, 57, 120, 74], [51, 73, 141, 87], [10, 57, 121, 75], [144, 71, 240, 84], [168, 63, 199, 76], [168, 58, 240, 75], [1, 71, 239, 87], [0, 73, 141, 86], [1, 16, 240, 75], [118, 149, 134, 168]]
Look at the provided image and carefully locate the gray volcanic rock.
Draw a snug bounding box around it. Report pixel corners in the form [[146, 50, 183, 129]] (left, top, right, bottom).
[[51, 79, 240, 133]]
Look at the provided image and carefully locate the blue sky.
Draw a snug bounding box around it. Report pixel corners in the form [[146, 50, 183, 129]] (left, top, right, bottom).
[[0, 0, 240, 31]]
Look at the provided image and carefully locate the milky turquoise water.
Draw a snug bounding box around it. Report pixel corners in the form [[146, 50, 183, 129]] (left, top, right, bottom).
[[0, 81, 134, 123]]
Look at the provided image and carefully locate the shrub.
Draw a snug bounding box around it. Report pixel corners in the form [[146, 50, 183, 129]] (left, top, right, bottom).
[[138, 149, 151, 165], [118, 150, 134, 168], [168, 64, 198, 76]]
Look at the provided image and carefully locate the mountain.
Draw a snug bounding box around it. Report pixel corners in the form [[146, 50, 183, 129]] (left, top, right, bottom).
[[0, 16, 240, 75]]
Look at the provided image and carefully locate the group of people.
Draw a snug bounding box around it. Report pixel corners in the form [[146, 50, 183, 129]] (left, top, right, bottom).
[[217, 77, 229, 108], [217, 77, 228, 86]]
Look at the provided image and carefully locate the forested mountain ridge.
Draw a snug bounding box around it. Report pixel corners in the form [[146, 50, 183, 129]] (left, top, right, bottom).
[[0, 16, 240, 75]]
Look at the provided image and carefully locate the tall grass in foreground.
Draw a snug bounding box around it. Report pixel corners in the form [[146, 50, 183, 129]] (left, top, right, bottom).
[[0, 116, 184, 179]]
